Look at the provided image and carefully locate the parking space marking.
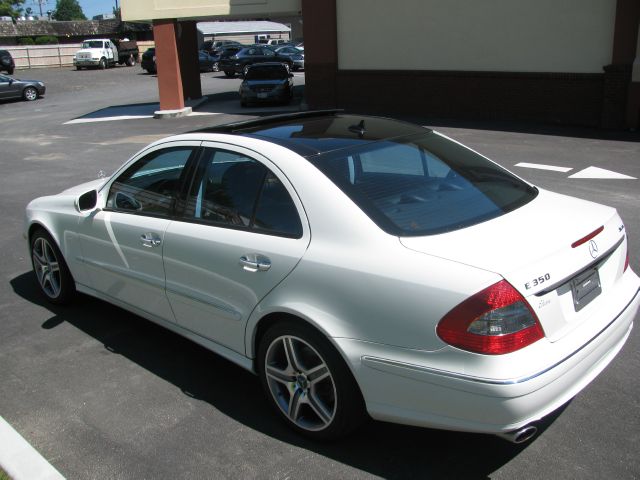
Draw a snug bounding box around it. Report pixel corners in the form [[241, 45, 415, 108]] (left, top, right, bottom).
[[0, 416, 65, 480], [514, 162, 573, 172], [64, 112, 219, 124], [568, 166, 637, 180]]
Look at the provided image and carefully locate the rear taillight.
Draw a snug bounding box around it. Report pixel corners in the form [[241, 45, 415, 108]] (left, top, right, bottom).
[[436, 280, 544, 355]]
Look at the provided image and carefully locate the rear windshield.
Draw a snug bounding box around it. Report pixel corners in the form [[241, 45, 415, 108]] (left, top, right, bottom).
[[245, 65, 288, 80], [310, 132, 537, 236]]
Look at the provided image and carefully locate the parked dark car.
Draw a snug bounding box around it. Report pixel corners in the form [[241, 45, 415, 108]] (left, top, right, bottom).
[[274, 46, 304, 71], [198, 50, 221, 72], [239, 62, 293, 107], [141, 48, 220, 74], [0, 50, 15, 75], [141, 47, 156, 74], [0, 73, 45, 101], [202, 40, 241, 55], [219, 46, 293, 77]]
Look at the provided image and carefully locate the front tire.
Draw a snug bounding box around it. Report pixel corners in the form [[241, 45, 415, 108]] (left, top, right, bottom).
[[224, 70, 235, 78], [8, 67, 14, 75], [30, 229, 75, 304], [99, 58, 106, 70], [258, 321, 366, 440], [125, 54, 136, 66], [23, 86, 38, 101]]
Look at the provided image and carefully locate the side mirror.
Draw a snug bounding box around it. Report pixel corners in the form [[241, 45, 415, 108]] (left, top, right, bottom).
[[76, 190, 98, 212]]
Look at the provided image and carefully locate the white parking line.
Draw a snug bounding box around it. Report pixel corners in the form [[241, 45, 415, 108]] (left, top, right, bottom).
[[0, 416, 65, 480], [568, 166, 637, 180], [514, 162, 573, 172]]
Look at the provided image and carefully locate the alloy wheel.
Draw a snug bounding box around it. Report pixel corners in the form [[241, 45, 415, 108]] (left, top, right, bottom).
[[32, 236, 61, 298], [264, 335, 337, 431]]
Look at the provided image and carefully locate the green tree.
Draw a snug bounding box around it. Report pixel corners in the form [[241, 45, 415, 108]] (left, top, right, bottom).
[[52, 0, 86, 21], [0, 0, 25, 19]]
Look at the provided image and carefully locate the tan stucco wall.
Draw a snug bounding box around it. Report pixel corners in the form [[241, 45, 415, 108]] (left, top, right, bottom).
[[337, 0, 617, 73], [121, 0, 301, 22]]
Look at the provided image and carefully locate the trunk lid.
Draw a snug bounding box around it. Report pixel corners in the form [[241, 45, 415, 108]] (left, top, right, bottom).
[[400, 188, 627, 341]]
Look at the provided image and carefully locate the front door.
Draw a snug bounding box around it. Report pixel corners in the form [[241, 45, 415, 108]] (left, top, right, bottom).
[[79, 142, 200, 322]]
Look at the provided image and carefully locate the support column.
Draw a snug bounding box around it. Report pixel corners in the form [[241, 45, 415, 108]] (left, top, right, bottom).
[[602, 0, 640, 129], [301, 0, 338, 109], [176, 20, 202, 101], [153, 19, 188, 116]]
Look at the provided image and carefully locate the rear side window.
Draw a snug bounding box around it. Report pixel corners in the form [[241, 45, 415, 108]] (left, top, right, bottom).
[[311, 132, 537, 236], [183, 148, 302, 237]]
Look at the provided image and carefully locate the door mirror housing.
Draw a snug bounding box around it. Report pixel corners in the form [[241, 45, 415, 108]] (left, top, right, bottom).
[[76, 190, 98, 212]]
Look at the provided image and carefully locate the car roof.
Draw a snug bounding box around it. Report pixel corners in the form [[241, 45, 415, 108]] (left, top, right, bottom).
[[194, 111, 431, 158]]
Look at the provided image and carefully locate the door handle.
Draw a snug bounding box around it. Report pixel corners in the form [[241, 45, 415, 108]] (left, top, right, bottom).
[[140, 232, 162, 248], [239, 254, 271, 272]]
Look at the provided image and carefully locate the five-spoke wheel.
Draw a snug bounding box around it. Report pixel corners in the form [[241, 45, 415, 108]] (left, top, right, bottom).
[[258, 321, 366, 439], [30, 229, 74, 304], [264, 335, 337, 431]]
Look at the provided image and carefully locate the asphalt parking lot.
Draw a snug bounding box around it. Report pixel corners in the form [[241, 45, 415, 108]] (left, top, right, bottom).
[[1, 66, 639, 479]]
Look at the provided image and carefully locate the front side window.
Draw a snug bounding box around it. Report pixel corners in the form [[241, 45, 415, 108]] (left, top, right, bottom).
[[311, 133, 537, 236], [107, 147, 194, 217], [183, 148, 302, 237]]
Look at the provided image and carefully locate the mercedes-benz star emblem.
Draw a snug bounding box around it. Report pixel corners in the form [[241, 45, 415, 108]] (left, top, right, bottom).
[[588, 240, 599, 259]]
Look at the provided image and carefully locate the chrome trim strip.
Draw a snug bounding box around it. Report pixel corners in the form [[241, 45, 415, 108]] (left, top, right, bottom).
[[165, 284, 242, 321], [363, 287, 638, 386], [536, 236, 624, 296]]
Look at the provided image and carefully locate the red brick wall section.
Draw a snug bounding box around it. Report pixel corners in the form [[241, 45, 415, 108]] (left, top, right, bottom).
[[153, 19, 184, 111]]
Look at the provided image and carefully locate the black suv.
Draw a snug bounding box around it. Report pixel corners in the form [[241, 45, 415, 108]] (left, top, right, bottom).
[[0, 50, 15, 75], [219, 46, 293, 77]]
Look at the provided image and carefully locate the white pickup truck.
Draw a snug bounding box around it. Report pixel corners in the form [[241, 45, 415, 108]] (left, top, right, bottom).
[[74, 39, 139, 70]]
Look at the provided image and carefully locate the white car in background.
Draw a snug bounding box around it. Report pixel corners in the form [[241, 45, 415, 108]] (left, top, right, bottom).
[[24, 111, 639, 443]]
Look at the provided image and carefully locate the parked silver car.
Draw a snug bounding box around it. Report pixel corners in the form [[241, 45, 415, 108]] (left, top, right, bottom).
[[24, 111, 639, 442]]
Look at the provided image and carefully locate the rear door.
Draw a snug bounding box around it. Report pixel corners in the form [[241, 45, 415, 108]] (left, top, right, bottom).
[[162, 144, 310, 354]]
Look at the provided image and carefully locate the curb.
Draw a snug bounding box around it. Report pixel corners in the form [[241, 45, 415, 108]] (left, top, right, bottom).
[[0, 416, 65, 480]]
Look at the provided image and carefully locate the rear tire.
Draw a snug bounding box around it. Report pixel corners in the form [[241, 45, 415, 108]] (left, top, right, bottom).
[[257, 320, 367, 440], [7, 67, 14, 75], [125, 54, 136, 66], [224, 70, 235, 77], [30, 229, 75, 305]]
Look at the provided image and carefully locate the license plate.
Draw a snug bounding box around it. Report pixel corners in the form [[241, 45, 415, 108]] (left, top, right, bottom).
[[571, 268, 601, 312], [257, 93, 268, 99]]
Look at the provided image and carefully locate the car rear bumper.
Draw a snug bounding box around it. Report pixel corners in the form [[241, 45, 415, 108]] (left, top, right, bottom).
[[335, 274, 639, 434]]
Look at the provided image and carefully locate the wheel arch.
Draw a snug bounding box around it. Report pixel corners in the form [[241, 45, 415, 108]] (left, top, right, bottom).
[[248, 310, 365, 394]]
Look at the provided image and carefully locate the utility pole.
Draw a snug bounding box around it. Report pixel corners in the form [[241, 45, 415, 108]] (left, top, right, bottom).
[[35, 0, 47, 17]]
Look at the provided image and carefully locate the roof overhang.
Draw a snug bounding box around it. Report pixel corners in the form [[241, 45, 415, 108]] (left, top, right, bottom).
[[121, 0, 301, 22]]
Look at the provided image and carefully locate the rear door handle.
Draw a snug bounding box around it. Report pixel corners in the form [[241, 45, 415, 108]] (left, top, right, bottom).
[[140, 232, 162, 248], [240, 254, 271, 272]]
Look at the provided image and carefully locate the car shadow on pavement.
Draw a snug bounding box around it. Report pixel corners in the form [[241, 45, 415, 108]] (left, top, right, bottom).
[[11, 271, 567, 479]]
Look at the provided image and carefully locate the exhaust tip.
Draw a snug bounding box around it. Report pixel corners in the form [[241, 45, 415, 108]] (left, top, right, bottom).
[[497, 425, 538, 444]]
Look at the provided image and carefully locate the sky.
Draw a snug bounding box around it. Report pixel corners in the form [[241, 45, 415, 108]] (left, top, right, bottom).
[[25, 0, 116, 19]]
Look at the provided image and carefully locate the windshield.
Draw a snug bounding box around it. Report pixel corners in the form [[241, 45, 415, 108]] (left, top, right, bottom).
[[245, 65, 288, 80], [310, 132, 538, 236], [82, 41, 104, 49]]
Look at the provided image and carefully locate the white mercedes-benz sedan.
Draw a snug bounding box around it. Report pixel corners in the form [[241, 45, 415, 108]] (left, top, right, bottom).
[[25, 111, 639, 443]]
